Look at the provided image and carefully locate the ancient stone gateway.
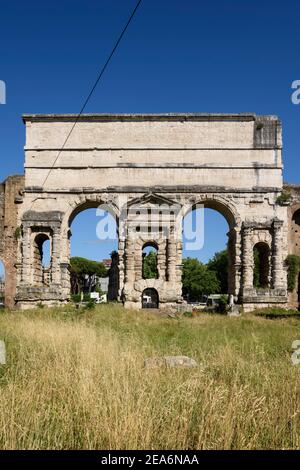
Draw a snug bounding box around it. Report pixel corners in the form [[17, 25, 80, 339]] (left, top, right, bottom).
[[7, 113, 290, 310]]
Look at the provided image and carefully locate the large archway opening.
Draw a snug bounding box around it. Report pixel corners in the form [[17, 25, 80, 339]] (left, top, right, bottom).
[[182, 202, 236, 306], [68, 203, 119, 302], [0, 260, 5, 307]]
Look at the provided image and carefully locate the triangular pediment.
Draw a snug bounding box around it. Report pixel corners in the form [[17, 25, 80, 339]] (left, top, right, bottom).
[[128, 192, 181, 209]]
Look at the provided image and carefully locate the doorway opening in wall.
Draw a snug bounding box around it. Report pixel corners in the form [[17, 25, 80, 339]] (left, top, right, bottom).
[[0, 260, 5, 308], [69, 205, 119, 303], [142, 288, 159, 309], [182, 204, 235, 311], [142, 242, 159, 279]]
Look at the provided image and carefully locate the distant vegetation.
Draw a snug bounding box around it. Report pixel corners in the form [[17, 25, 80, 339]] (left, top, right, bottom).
[[142, 251, 158, 279], [182, 258, 220, 301], [69, 257, 107, 294], [182, 250, 228, 301], [285, 255, 300, 292]]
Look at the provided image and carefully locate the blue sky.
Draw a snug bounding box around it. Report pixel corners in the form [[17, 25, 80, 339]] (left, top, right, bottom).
[[0, 0, 300, 274], [69, 207, 228, 265]]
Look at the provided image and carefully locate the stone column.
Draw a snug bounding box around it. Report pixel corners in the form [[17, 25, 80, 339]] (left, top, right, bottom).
[[175, 239, 183, 285], [167, 237, 177, 281], [135, 241, 143, 281], [272, 220, 285, 289], [242, 226, 253, 290], [51, 227, 61, 285], [157, 240, 166, 281], [228, 227, 241, 297], [60, 263, 71, 298], [118, 238, 125, 299], [21, 225, 31, 284], [233, 227, 242, 298], [125, 238, 135, 284]]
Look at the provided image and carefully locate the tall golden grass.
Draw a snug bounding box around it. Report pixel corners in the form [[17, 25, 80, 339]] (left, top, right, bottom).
[[0, 304, 300, 449]]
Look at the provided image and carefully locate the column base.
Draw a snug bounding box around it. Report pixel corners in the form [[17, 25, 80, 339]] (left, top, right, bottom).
[[15, 285, 68, 310]]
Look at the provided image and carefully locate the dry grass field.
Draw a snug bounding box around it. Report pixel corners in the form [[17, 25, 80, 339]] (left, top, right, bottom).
[[1, 304, 300, 450]]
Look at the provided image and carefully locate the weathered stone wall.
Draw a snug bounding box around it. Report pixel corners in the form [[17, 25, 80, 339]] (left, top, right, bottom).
[[0, 175, 25, 308], [23, 114, 282, 192], [284, 184, 300, 308], [14, 113, 288, 310], [0, 183, 5, 254]]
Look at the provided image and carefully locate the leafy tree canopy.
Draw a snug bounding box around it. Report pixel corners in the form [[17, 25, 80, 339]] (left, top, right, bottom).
[[70, 257, 107, 278], [207, 249, 228, 293], [143, 251, 158, 279], [182, 257, 220, 301], [70, 257, 107, 294]]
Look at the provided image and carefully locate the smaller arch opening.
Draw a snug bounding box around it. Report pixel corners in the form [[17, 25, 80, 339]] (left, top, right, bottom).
[[142, 242, 158, 279], [253, 242, 270, 289], [142, 288, 159, 309], [33, 233, 51, 286]]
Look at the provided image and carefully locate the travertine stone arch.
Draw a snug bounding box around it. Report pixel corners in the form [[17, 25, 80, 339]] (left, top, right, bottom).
[[182, 194, 242, 229], [137, 238, 165, 281], [62, 196, 120, 297], [251, 230, 272, 288], [251, 230, 272, 247], [67, 195, 120, 227], [182, 195, 242, 298], [14, 113, 288, 310], [141, 241, 159, 279], [32, 231, 52, 286], [66, 196, 120, 256]]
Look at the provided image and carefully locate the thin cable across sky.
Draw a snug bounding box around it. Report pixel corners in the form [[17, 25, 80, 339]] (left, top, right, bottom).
[[40, 0, 143, 190]]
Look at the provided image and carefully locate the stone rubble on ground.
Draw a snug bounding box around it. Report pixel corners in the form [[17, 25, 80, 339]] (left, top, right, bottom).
[[0, 340, 6, 365], [144, 355, 197, 369]]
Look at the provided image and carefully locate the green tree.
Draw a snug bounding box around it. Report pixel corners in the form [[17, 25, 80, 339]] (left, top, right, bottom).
[[182, 258, 220, 302], [70, 257, 107, 294], [285, 254, 300, 292], [142, 251, 158, 279], [207, 250, 228, 293]]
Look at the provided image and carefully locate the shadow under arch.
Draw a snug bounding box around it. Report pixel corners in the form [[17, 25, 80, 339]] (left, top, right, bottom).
[[142, 240, 159, 251]]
